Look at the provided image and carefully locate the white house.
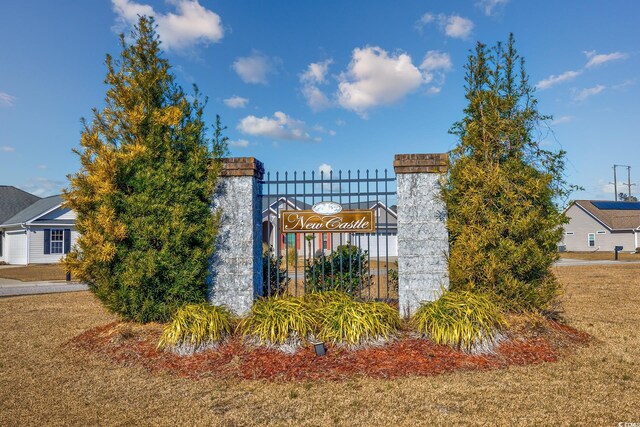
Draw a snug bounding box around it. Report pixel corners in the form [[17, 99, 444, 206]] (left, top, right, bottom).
[[0, 194, 79, 265], [561, 200, 640, 252]]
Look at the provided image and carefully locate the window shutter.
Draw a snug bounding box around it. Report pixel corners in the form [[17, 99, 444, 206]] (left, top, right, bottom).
[[64, 229, 71, 254], [44, 229, 51, 255]]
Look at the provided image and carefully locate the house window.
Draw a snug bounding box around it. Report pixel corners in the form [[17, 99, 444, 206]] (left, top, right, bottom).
[[588, 233, 596, 248], [51, 229, 64, 254], [286, 233, 296, 248], [322, 233, 328, 250]]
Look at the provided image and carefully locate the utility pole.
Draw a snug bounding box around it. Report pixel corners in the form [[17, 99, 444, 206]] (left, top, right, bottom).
[[625, 166, 636, 200], [612, 164, 635, 201], [612, 165, 618, 201]]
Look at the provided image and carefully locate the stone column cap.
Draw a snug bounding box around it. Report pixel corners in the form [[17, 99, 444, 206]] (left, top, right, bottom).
[[221, 157, 265, 179], [394, 153, 448, 174]]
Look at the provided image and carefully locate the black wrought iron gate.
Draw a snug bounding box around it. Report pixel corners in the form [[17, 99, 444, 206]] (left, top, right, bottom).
[[261, 168, 397, 301]]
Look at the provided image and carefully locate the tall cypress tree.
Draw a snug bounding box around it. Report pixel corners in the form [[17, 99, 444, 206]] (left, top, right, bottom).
[[63, 16, 226, 322], [443, 34, 571, 313]]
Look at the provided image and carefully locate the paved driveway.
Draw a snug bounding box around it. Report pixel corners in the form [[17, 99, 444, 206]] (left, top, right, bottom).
[[554, 258, 640, 267], [0, 277, 88, 297]]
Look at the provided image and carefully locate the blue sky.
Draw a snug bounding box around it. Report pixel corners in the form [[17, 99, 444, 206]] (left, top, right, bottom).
[[0, 0, 638, 201]]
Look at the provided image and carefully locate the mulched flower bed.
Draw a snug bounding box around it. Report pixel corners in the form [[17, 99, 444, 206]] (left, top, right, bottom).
[[68, 320, 590, 382]]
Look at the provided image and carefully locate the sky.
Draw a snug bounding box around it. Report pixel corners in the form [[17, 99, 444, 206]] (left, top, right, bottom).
[[0, 0, 638, 201]]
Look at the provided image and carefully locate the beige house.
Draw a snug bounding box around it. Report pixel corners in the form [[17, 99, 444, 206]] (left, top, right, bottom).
[[561, 200, 640, 252]]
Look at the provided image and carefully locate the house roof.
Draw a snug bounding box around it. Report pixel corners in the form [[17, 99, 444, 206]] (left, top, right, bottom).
[[1, 195, 63, 226], [0, 186, 40, 224], [573, 200, 640, 231]]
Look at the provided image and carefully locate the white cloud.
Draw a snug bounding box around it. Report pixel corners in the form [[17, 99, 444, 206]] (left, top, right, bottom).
[[318, 163, 341, 191], [38, 164, 47, 169], [232, 51, 278, 84], [602, 182, 616, 194], [223, 95, 249, 108], [476, 0, 509, 16], [319, 163, 332, 177], [336, 47, 424, 117], [612, 79, 636, 90], [302, 85, 332, 112], [23, 177, 66, 197], [584, 50, 628, 68], [536, 70, 582, 90], [1, 146, 15, 152], [300, 60, 333, 112], [111, 0, 224, 51], [237, 111, 310, 141], [301, 59, 332, 84], [228, 139, 250, 148], [0, 92, 16, 107], [551, 115, 574, 125], [336, 119, 346, 126], [573, 85, 606, 101], [420, 50, 453, 88], [418, 13, 474, 39]]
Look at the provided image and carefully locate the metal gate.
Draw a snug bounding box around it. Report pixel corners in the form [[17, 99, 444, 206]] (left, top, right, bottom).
[[261, 168, 397, 301]]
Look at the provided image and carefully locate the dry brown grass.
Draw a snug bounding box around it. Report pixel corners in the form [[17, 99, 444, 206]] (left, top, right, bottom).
[[1, 264, 639, 426], [559, 251, 640, 261], [0, 264, 67, 281]]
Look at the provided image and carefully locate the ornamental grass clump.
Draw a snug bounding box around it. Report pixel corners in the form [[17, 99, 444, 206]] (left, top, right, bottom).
[[316, 299, 400, 349], [158, 303, 234, 355], [238, 296, 318, 354], [412, 290, 507, 354]]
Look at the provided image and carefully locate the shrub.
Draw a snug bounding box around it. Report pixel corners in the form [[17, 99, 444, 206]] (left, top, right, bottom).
[[388, 261, 399, 293], [62, 17, 226, 323], [263, 245, 289, 297], [412, 290, 507, 354], [157, 303, 233, 355], [316, 299, 400, 348], [305, 244, 370, 296], [238, 296, 318, 353], [442, 35, 571, 313], [286, 247, 298, 267]]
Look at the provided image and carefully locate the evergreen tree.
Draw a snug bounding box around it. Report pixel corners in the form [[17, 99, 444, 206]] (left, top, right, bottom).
[[63, 16, 226, 322], [443, 34, 571, 313]]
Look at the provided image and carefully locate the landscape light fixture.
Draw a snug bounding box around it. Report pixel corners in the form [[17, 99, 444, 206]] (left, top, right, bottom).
[[313, 342, 326, 356]]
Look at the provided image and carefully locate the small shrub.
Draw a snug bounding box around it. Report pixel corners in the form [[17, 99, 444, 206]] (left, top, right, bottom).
[[158, 303, 234, 355], [238, 296, 318, 353], [412, 290, 507, 354], [388, 261, 399, 293], [263, 245, 289, 297], [305, 244, 370, 296], [286, 247, 298, 267], [316, 299, 400, 348]]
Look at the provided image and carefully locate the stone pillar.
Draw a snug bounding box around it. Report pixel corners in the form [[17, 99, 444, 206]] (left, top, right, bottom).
[[208, 157, 264, 315], [394, 154, 449, 317]]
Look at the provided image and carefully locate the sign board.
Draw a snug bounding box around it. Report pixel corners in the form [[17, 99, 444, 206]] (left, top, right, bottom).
[[280, 203, 375, 234]]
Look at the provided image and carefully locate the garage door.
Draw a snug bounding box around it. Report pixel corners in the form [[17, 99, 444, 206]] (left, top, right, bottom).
[[7, 230, 27, 265]]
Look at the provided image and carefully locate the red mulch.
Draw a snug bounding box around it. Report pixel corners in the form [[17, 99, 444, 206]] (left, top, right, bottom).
[[68, 321, 590, 382]]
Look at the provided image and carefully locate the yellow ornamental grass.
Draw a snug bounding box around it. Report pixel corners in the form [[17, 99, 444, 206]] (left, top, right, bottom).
[[158, 304, 234, 355], [316, 299, 400, 348], [238, 296, 318, 353], [412, 290, 508, 354]]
